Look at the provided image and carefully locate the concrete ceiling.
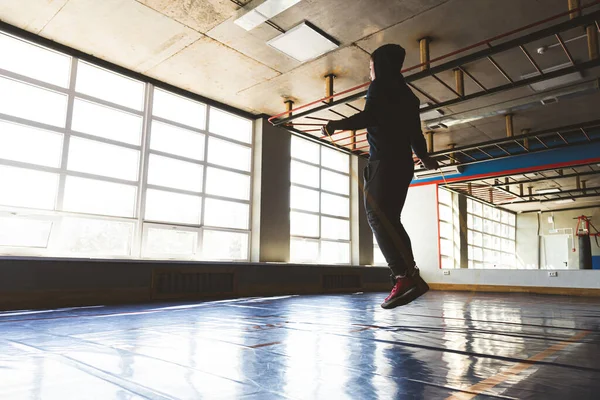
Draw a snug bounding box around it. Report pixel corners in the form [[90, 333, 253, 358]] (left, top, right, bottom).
[[0, 0, 599, 149]]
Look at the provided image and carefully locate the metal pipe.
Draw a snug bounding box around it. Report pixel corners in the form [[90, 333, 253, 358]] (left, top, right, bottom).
[[506, 114, 514, 137], [284, 99, 294, 117], [455, 68, 465, 96], [568, 0, 581, 19], [325, 74, 335, 105], [419, 37, 431, 71], [426, 131, 434, 153], [576, 174, 581, 189], [582, 180, 587, 194]]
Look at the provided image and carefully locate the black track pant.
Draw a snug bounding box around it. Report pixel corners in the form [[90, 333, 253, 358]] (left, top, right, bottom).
[[363, 159, 415, 277]]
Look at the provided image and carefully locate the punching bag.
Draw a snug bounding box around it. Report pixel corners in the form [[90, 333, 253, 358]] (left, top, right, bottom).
[[579, 235, 592, 270]]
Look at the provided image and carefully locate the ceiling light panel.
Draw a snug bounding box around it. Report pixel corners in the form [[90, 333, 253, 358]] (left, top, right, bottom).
[[536, 188, 561, 194], [234, 0, 302, 31], [267, 22, 339, 63]]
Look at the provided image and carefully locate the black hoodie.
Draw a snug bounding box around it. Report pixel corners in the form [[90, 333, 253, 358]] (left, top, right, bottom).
[[329, 44, 427, 162]]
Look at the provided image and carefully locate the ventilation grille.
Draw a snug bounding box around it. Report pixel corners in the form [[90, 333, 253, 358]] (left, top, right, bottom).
[[153, 271, 234, 299], [322, 274, 361, 290]]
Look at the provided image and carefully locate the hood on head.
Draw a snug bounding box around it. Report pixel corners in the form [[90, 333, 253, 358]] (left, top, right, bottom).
[[371, 44, 406, 81]]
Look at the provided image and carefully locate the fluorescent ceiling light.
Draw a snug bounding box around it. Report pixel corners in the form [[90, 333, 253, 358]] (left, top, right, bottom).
[[553, 199, 575, 204], [234, 0, 302, 31], [414, 165, 462, 179], [522, 62, 582, 92], [536, 188, 561, 194], [267, 22, 338, 62], [420, 103, 444, 121]]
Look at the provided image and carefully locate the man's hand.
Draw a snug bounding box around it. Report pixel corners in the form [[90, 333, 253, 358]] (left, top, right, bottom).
[[420, 156, 439, 170]]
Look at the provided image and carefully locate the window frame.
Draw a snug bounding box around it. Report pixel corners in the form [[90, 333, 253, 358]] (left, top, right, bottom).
[[290, 136, 352, 265], [0, 30, 254, 261]]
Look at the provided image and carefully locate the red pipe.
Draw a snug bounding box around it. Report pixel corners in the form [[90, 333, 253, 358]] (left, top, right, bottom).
[[269, 0, 600, 124]]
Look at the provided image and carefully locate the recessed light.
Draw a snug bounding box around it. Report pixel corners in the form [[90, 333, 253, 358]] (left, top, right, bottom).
[[267, 22, 339, 63], [234, 0, 302, 31], [536, 188, 561, 194], [553, 199, 576, 204]]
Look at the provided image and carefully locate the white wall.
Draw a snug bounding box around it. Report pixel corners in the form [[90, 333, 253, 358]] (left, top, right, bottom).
[[402, 184, 600, 289], [516, 207, 600, 270], [402, 185, 440, 275]]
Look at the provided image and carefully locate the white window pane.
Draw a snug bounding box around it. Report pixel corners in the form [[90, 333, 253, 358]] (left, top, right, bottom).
[[374, 245, 386, 265], [209, 108, 252, 143], [440, 221, 453, 240], [321, 241, 350, 264], [150, 120, 205, 160], [145, 189, 201, 225], [321, 169, 348, 195], [205, 168, 250, 200], [291, 160, 319, 188], [473, 201, 482, 216], [473, 247, 483, 261], [439, 204, 452, 222], [472, 231, 483, 247], [508, 213, 516, 226], [153, 88, 206, 129], [291, 135, 319, 164], [148, 154, 203, 192], [0, 76, 67, 127], [0, 216, 52, 248], [0, 166, 58, 210], [441, 256, 454, 269], [321, 217, 349, 240], [290, 211, 319, 237], [204, 198, 249, 230], [501, 211, 510, 224], [144, 226, 198, 257], [440, 238, 453, 257], [0, 120, 63, 167], [68, 137, 139, 181], [203, 230, 248, 260], [321, 147, 349, 173], [438, 188, 452, 205], [483, 219, 493, 234], [321, 193, 349, 217], [290, 238, 319, 263], [57, 217, 133, 256], [63, 176, 136, 217], [290, 186, 319, 212], [0, 33, 70, 87], [473, 216, 483, 231], [76, 61, 144, 110], [207, 137, 251, 172], [72, 99, 142, 145], [484, 205, 493, 219]]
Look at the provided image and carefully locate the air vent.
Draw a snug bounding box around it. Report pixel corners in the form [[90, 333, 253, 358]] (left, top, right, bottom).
[[322, 274, 361, 290], [541, 97, 558, 105], [152, 270, 234, 299]]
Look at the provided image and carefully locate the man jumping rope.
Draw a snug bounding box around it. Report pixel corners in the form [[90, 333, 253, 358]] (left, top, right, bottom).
[[322, 44, 439, 309]]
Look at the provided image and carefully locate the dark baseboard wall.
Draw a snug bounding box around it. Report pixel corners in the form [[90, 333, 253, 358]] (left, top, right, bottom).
[[0, 258, 392, 310]]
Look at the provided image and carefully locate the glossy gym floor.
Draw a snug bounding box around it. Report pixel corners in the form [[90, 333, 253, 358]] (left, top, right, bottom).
[[1, 291, 599, 399]]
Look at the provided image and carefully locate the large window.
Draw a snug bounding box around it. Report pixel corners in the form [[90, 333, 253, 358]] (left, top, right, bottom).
[[467, 198, 516, 269], [290, 136, 351, 264], [438, 187, 461, 269], [0, 31, 253, 260], [437, 187, 517, 269]]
